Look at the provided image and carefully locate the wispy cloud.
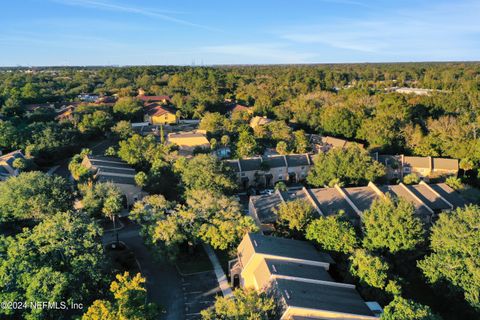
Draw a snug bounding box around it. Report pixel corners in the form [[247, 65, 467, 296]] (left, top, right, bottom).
[[49, 0, 219, 31], [201, 43, 317, 64], [278, 0, 480, 59]]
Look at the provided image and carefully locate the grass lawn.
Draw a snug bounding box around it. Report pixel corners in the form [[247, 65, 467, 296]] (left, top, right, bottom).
[[176, 245, 213, 275]]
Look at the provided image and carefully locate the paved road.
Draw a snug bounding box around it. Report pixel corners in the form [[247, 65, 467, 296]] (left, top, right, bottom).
[[182, 271, 220, 319], [103, 220, 185, 320]]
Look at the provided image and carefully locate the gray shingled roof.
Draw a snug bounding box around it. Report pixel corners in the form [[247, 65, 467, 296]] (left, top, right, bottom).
[[224, 160, 240, 173], [286, 154, 309, 167], [433, 158, 459, 171], [250, 194, 283, 224], [264, 258, 334, 283], [262, 155, 287, 168], [275, 278, 375, 317], [407, 184, 451, 211], [97, 174, 136, 185], [309, 188, 357, 219], [343, 186, 380, 212], [403, 156, 431, 168], [239, 157, 262, 171], [379, 185, 431, 217], [429, 183, 470, 208], [248, 233, 333, 264]]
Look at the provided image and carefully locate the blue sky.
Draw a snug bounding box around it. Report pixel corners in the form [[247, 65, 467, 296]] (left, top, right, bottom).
[[1, 0, 479, 66]]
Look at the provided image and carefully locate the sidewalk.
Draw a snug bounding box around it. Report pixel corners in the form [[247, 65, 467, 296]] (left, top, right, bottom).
[[202, 243, 233, 298]]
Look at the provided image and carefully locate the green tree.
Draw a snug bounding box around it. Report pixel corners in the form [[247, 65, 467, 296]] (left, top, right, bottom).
[[306, 215, 358, 253], [185, 189, 258, 250], [320, 105, 360, 139], [221, 134, 231, 147], [237, 129, 258, 157], [130, 195, 182, 259], [273, 199, 314, 233], [174, 154, 236, 193], [201, 288, 275, 320], [350, 249, 397, 292], [445, 176, 464, 190], [113, 97, 143, 120], [418, 205, 480, 309], [307, 145, 385, 187], [111, 120, 134, 140], [382, 296, 441, 320], [1, 96, 24, 117], [79, 182, 122, 217], [276, 141, 289, 155], [199, 112, 226, 135], [0, 212, 106, 320], [293, 130, 309, 153], [0, 120, 20, 149], [69, 149, 93, 182], [134, 171, 148, 188], [362, 195, 424, 253], [403, 173, 420, 185], [0, 171, 72, 222], [117, 134, 166, 166], [12, 157, 27, 171], [78, 110, 114, 135], [83, 272, 159, 320]]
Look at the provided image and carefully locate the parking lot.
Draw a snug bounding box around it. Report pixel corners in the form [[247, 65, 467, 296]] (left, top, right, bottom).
[[182, 271, 221, 319]]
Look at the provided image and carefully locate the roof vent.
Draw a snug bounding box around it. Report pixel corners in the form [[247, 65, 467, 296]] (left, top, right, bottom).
[[272, 264, 277, 273], [284, 290, 290, 299], [253, 240, 258, 247]]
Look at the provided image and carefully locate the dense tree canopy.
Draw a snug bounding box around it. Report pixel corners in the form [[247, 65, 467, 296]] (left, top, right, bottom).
[[131, 191, 257, 259], [362, 195, 425, 253], [306, 214, 358, 253], [382, 296, 441, 320], [0, 171, 72, 222], [273, 199, 315, 234], [307, 145, 385, 187], [418, 205, 480, 309], [174, 154, 236, 194], [0, 212, 107, 319], [83, 272, 159, 320], [201, 288, 276, 320], [349, 249, 400, 294]]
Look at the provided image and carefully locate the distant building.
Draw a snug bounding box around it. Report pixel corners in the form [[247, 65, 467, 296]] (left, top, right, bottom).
[[310, 134, 364, 153], [248, 182, 471, 232], [82, 155, 146, 209], [0, 150, 26, 181], [144, 103, 178, 125], [374, 154, 459, 180], [249, 116, 272, 129], [224, 154, 313, 189], [391, 87, 436, 96], [225, 101, 253, 114], [55, 105, 75, 121], [229, 233, 380, 319], [167, 130, 210, 156], [78, 93, 99, 102]]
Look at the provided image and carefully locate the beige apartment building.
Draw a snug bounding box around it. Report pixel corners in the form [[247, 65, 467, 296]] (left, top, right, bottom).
[[230, 233, 380, 319]]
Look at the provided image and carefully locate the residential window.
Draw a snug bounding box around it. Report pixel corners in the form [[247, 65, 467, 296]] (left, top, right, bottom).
[[241, 173, 246, 177], [278, 175, 283, 180]]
